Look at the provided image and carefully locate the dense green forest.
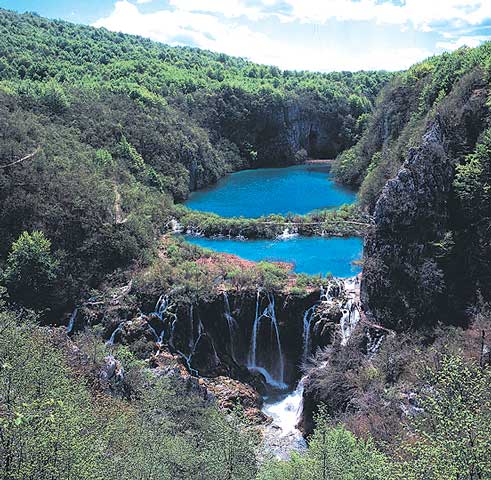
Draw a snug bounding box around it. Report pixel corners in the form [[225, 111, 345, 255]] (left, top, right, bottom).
[[2, 7, 491, 480], [0, 8, 389, 314]]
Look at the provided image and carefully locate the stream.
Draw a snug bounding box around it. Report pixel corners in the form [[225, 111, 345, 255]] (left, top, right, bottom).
[[182, 163, 361, 457]]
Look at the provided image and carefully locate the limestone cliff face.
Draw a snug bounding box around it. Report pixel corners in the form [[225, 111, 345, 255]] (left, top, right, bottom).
[[252, 101, 345, 166], [362, 77, 489, 330], [361, 117, 451, 330]]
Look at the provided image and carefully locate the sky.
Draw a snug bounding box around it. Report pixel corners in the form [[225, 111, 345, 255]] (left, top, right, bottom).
[[2, 0, 491, 72]]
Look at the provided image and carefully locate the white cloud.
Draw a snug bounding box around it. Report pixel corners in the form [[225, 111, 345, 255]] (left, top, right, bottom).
[[167, 0, 266, 20], [136, 0, 154, 4], [142, 1, 491, 33], [93, 1, 276, 61], [93, 1, 432, 71], [286, 1, 490, 32], [436, 35, 488, 50]]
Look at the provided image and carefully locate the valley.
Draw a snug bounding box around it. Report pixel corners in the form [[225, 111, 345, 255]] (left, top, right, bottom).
[[1, 6, 491, 480]]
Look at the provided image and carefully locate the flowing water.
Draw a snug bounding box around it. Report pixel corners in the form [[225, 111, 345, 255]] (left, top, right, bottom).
[[185, 164, 356, 218], [248, 292, 286, 389], [181, 163, 362, 457]]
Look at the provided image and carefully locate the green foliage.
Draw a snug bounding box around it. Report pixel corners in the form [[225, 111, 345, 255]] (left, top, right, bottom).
[[256, 262, 289, 291], [175, 204, 369, 240], [0, 312, 259, 480], [452, 129, 491, 297], [0, 313, 104, 479], [0, 7, 388, 312], [333, 42, 491, 210], [41, 80, 70, 114], [394, 355, 491, 480], [454, 128, 491, 219], [3, 231, 59, 308], [259, 408, 390, 480]]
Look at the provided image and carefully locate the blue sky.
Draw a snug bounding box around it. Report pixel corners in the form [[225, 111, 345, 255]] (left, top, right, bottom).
[[2, 0, 491, 71]]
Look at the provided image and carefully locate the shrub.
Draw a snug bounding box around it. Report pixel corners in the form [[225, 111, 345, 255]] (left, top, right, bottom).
[[3, 231, 59, 309]]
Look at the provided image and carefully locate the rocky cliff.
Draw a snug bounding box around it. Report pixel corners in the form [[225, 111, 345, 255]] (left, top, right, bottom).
[[361, 72, 490, 330]]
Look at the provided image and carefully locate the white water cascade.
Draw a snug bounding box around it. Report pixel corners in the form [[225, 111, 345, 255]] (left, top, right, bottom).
[[302, 282, 339, 362], [66, 308, 78, 335], [106, 325, 122, 346], [302, 305, 316, 363], [248, 291, 286, 389], [339, 277, 361, 346], [169, 218, 183, 234], [276, 227, 299, 240], [223, 291, 239, 360], [263, 277, 362, 458], [153, 294, 170, 344], [262, 378, 307, 459]]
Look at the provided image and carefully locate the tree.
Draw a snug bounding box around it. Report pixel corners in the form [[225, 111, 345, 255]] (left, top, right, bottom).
[[258, 406, 390, 480], [454, 128, 491, 221], [306, 408, 390, 480], [201, 407, 259, 480], [0, 313, 104, 480], [3, 231, 59, 309], [395, 355, 491, 480]]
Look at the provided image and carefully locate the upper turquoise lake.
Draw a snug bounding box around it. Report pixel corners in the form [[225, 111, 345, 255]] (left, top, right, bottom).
[[185, 164, 357, 218]]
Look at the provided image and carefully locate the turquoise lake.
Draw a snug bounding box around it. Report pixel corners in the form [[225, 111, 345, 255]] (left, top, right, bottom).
[[185, 164, 357, 218], [184, 236, 362, 277], [182, 164, 362, 277]]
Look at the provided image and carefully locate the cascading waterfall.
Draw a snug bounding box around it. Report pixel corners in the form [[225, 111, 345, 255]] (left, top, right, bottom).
[[366, 330, 384, 357], [301, 282, 337, 362], [340, 300, 360, 345], [264, 277, 362, 459], [66, 308, 78, 335], [302, 305, 316, 363], [263, 377, 306, 436], [339, 277, 361, 346], [153, 294, 170, 344], [277, 227, 298, 240], [223, 291, 239, 360], [169, 218, 183, 233], [106, 325, 122, 346], [248, 291, 285, 388]]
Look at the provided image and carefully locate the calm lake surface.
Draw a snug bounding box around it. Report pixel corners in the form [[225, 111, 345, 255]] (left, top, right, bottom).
[[185, 164, 357, 218], [182, 163, 362, 277], [184, 236, 362, 277]]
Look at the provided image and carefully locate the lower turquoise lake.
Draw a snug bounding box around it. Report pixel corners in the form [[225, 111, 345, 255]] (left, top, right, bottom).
[[184, 164, 356, 218], [184, 236, 363, 277]]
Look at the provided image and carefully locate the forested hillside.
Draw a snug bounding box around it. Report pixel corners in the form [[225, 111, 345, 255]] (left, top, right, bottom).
[[3, 7, 491, 480], [0, 8, 389, 313]]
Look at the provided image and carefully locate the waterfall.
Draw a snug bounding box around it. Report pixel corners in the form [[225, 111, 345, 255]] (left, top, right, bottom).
[[277, 227, 298, 240], [66, 308, 78, 335], [263, 377, 306, 436], [106, 325, 122, 346], [303, 278, 360, 359], [169, 317, 178, 348], [153, 294, 170, 344], [302, 284, 335, 362], [248, 291, 285, 388], [337, 276, 360, 345], [169, 218, 183, 233], [302, 305, 316, 363], [188, 304, 195, 350], [339, 297, 360, 346], [223, 291, 239, 360], [366, 330, 384, 358], [176, 348, 199, 377]]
